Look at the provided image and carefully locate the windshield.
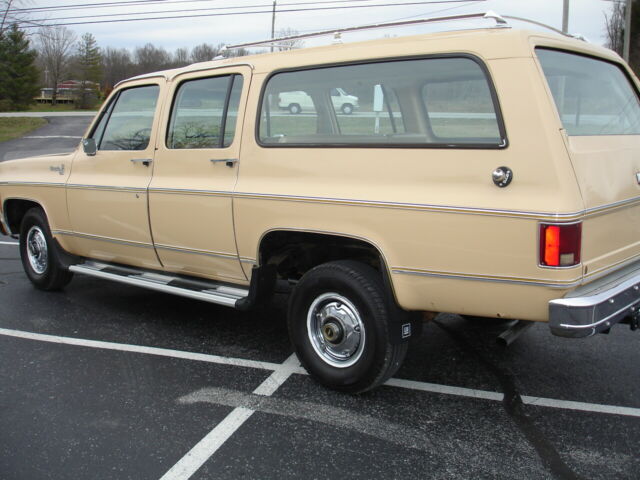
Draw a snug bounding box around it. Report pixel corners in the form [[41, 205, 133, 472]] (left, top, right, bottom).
[[536, 48, 640, 135]]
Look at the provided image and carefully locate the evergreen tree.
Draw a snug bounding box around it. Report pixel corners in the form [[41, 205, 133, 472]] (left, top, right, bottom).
[[75, 32, 102, 109], [0, 23, 39, 111]]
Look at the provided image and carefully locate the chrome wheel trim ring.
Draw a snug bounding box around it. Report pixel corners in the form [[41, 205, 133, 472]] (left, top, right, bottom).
[[26, 225, 48, 275], [307, 292, 365, 368]]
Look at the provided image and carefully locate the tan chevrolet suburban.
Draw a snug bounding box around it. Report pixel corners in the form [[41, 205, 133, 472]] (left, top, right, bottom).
[[1, 17, 639, 393]]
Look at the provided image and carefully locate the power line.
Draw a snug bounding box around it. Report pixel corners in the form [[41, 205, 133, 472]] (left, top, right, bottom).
[[6, 0, 214, 14], [297, 0, 483, 32], [26, 0, 404, 23], [17, 0, 488, 28]]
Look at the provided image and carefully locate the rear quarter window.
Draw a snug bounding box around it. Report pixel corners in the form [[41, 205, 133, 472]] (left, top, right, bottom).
[[258, 56, 506, 148]]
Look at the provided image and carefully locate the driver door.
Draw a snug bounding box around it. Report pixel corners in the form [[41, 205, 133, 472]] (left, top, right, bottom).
[[66, 79, 165, 268]]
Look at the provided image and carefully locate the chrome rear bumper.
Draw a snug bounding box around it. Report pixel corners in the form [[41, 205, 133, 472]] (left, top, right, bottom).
[[549, 262, 640, 338]]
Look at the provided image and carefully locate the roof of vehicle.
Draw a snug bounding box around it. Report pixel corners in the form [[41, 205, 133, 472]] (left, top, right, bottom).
[[120, 28, 621, 86]]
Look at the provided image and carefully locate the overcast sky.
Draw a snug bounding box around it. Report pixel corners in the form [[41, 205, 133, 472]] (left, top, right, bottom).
[[20, 0, 618, 52]]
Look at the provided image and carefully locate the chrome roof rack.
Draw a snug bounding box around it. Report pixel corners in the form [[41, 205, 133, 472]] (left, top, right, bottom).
[[223, 10, 585, 52]]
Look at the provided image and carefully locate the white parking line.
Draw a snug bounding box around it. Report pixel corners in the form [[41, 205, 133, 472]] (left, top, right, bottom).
[[0, 241, 18, 246], [1, 326, 639, 421], [0, 327, 284, 372], [159, 354, 300, 480]]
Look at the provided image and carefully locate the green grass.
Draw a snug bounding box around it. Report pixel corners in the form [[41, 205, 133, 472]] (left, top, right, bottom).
[[0, 117, 47, 143], [264, 114, 500, 139]]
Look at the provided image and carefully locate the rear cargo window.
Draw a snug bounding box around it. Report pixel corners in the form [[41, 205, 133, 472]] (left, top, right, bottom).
[[259, 56, 505, 148], [537, 48, 640, 135]]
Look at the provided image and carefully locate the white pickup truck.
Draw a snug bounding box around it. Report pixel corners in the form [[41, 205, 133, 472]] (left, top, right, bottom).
[[278, 87, 359, 114]]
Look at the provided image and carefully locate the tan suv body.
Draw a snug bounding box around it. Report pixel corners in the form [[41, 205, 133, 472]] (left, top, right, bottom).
[[1, 28, 639, 391]]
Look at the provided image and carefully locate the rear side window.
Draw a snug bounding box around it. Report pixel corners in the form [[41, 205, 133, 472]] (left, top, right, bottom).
[[537, 48, 640, 135], [258, 56, 505, 148], [167, 74, 243, 149], [422, 78, 498, 139], [97, 85, 159, 151]]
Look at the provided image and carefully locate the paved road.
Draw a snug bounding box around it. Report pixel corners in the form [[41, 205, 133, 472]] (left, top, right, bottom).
[[0, 116, 94, 161], [0, 118, 639, 480]]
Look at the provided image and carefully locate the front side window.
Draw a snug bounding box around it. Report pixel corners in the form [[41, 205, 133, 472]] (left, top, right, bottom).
[[259, 56, 504, 147], [97, 85, 159, 151], [537, 48, 640, 135], [167, 74, 243, 149]]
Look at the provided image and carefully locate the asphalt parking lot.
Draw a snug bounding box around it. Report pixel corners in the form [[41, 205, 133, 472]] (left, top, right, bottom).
[[0, 116, 639, 480]]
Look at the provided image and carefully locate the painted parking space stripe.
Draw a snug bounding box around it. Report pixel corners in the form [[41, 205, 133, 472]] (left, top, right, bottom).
[[159, 354, 300, 480], [0, 241, 18, 246], [0, 327, 284, 372], [386, 378, 640, 417], [1, 327, 639, 420]]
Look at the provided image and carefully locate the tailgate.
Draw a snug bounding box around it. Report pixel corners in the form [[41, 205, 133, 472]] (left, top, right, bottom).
[[567, 135, 640, 280], [537, 48, 640, 282]]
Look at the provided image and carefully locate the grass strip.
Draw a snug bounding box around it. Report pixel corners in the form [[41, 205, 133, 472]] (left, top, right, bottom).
[[0, 117, 47, 143]]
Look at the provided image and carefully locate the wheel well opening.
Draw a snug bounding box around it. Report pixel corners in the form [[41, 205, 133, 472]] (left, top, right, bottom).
[[3, 199, 41, 234], [259, 231, 385, 282]]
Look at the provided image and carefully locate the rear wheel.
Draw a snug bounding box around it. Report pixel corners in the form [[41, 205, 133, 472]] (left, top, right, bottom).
[[19, 208, 73, 290], [288, 260, 407, 393], [288, 103, 301, 114]]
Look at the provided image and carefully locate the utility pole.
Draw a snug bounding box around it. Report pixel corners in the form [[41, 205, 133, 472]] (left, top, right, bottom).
[[624, 0, 632, 62], [271, 1, 276, 53], [562, 0, 569, 33]]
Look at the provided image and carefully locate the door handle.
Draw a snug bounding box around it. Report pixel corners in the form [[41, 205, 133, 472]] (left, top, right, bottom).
[[130, 158, 153, 166], [210, 158, 238, 168]]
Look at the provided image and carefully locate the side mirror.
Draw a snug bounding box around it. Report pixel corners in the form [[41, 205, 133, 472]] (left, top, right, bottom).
[[82, 138, 97, 156]]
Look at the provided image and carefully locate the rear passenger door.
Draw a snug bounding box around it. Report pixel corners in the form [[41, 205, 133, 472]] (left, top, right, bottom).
[[148, 66, 251, 283]]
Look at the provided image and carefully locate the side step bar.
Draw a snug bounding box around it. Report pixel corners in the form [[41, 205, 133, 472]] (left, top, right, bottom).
[[69, 261, 249, 308]]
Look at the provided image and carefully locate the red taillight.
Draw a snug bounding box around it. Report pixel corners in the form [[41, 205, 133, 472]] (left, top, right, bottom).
[[539, 223, 582, 267]]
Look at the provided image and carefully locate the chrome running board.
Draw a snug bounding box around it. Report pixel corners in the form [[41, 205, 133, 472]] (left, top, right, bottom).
[[69, 261, 248, 308]]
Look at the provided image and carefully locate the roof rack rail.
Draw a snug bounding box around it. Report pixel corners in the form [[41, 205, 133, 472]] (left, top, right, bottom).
[[223, 10, 585, 51]]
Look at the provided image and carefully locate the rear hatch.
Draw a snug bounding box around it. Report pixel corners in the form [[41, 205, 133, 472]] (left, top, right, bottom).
[[536, 48, 640, 282]]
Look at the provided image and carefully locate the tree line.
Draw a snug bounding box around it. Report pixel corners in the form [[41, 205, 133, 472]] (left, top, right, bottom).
[[0, 21, 300, 111]]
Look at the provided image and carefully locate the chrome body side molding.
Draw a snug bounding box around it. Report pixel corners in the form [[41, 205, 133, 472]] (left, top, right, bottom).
[[392, 266, 582, 289]]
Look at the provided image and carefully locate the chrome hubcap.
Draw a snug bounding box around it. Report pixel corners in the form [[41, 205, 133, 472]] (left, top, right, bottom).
[[26, 226, 48, 275], [307, 293, 365, 368]]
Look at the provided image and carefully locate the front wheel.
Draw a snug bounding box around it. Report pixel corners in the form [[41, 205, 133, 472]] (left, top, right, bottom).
[[19, 207, 73, 290], [341, 103, 354, 115], [288, 260, 408, 393]]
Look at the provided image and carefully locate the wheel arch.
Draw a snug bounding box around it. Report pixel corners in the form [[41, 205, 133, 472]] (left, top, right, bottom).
[[2, 197, 49, 235], [256, 228, 400, 303]]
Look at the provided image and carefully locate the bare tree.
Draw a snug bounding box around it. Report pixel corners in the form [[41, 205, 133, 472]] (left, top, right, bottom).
[[274, 28, 304, 51], [0, 0, 14, 34], [36, 26, 76, 104], [172, 47, 190, 67], [605, 1, 625, 55], [190, 43, 218, 62], [102, 47, 134, 91], [134, 42, 169, 74], [1, 0, 37, 35], [604, 0, 640, 74]]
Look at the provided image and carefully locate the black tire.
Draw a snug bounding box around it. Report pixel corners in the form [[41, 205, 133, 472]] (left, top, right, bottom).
[[341, 103, 354, 115], [288, 260, 408, 393], [288, 103, 301, 114], [19, 207, 73, 291]]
